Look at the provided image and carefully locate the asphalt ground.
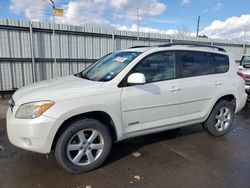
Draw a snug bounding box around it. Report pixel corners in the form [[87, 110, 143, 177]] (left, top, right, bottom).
[[0, 99, 250, 188]]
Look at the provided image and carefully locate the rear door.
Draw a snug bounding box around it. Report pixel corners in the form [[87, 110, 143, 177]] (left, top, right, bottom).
[[177, 51, 220, 121]]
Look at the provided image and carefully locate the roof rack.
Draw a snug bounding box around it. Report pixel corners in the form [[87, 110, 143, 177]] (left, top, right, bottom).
[[129, 46, 151, 49], [157, 42, 226, 52]]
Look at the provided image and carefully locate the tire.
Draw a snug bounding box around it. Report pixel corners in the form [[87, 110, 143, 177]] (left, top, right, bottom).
[[204, 100, 235, 137], [55, 118, 112, 173]]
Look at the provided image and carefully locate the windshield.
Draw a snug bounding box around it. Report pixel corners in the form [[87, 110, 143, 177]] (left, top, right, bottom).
[[241, 55, 250, 65], [80, 51, 141, 82]]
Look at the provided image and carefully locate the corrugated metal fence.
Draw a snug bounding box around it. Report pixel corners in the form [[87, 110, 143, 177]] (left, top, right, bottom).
[[0, 18, 250, 92]]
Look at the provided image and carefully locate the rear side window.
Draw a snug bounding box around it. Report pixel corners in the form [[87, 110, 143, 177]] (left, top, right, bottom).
[[178, 51, 211, 78], [210, 53, 229, 73]]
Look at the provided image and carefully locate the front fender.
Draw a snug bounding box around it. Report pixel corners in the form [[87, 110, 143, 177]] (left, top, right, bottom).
[[43, 93, 124, 152]]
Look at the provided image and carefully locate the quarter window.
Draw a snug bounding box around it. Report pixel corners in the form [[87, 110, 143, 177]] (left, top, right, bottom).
[[210, 53, 229, 73], [131, 52, 176, 83]]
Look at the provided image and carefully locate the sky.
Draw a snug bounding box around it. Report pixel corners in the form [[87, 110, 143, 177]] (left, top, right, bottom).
[[0, 0, 250, 40]]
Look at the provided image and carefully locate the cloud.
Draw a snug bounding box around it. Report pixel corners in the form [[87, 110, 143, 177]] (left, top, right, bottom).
[[110, 0, 128, 9], [200, 14, 250, 40], [212, 3, 224, 11], [56, 0, 166, 26], [9, 0, 49, 21], [202, 3, 224, 15], [56, 0, 109, 26], [147, 18, 178, 25], [201, 8, 209, 14], [114, 24, 190, 36], [181, 0, 191, 6], [9, 0, 167, 26], [110, 0, 167, 22]]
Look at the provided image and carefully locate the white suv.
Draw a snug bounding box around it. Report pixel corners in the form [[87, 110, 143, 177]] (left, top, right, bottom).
[[7, 43, 247, 173]]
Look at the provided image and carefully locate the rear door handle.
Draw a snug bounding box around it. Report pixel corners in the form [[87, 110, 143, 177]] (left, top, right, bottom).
[[170, 86, 181, 92], [214, 81, 222, 86]]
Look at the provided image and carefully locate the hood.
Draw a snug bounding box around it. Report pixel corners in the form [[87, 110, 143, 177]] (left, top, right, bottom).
[[13, 75, 104, 105]]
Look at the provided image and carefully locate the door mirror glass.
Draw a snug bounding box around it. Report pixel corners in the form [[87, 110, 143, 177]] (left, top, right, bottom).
[[127, 73, 146, 85]]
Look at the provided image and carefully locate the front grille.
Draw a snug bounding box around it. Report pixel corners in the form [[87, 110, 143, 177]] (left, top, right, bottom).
[[244, 75, 250, 85], [245, 79, 250, 86]]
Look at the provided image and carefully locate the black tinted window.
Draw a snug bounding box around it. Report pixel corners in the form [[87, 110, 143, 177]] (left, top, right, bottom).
[[132, 52, 176, 83], [210, 53, 229, 73], [178, 51, 211, 78]]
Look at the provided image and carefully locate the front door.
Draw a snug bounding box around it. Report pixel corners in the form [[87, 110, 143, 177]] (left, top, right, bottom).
[[120, 51, 181, 134]]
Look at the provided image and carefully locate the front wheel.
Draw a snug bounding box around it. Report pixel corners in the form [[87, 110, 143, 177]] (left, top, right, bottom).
[[55, 118, 112, 173], [204, 100, 235, 136]]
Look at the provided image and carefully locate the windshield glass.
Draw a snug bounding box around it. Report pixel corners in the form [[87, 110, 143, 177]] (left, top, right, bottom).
[[80, 51, 141, 82], [241, 56, 250, 65]]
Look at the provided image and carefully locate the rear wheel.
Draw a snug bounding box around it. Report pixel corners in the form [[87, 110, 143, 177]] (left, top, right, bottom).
[[55, 118, 112, 173], [204, 100, 235, 136]]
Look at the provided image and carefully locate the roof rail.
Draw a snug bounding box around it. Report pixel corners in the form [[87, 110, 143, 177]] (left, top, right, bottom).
[[129, 46, 151, 49], [157, 42, 226, 52]]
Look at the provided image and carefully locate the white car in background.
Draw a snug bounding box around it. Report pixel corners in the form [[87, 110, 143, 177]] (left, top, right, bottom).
[[238, 54, 250, 101], [6, 43, 247, 173]]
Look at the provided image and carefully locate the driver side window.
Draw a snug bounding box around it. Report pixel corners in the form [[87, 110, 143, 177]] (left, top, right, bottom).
[[131, 52, 176, 83]]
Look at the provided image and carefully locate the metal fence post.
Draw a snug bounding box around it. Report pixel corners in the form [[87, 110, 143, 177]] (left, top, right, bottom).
[[243, 42, 246, 55], [29, 23, 36, 82], [52, 12, 57, 77], [112, 30, 115, 51]]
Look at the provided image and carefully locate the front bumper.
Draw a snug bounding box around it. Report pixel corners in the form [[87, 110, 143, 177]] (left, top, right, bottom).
[[6, 108, 57, 154], [245, 85, 250, 102]]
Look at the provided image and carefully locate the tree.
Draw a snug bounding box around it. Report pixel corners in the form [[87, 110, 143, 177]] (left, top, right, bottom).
[[174, 26, 191, 37]]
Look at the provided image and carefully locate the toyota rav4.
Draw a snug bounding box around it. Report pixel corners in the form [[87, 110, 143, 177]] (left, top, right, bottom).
[[7, 43, 247, 173]]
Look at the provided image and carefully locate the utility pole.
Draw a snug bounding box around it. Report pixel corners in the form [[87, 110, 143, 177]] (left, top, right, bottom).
[[51, 0, 56, 77], [45, 0, 63, 77], [46, 0, 57, 77], [137, 8, 140, 43], [196, 15, 200, 37], [29, 23, 36, 82]]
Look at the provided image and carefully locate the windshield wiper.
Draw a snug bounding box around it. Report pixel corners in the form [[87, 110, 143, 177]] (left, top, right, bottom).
[[74, 73, 81, 77], [83, 74, 94, 81]]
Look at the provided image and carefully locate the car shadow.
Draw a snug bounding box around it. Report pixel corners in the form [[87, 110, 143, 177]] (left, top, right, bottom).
[[105, 103, 250, 166], [104, 124, 204, 166]]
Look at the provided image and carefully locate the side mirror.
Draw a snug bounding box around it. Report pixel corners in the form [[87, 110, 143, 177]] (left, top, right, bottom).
[[127, 73, 146, 85], [238, 65, 244, 71]]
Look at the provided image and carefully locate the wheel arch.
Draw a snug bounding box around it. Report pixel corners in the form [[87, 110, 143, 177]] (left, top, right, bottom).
[[213, 94, 236, 110], [51, 111, 118, 151], [205, 94, 236, 124]]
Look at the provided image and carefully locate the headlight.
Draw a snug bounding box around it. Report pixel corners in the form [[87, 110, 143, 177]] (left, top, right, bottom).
[[15, 101, 54, 119]]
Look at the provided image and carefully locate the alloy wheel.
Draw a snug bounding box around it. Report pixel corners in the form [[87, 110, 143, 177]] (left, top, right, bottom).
[[66, 129, 104, 166], [214, 107, 231, 131]]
